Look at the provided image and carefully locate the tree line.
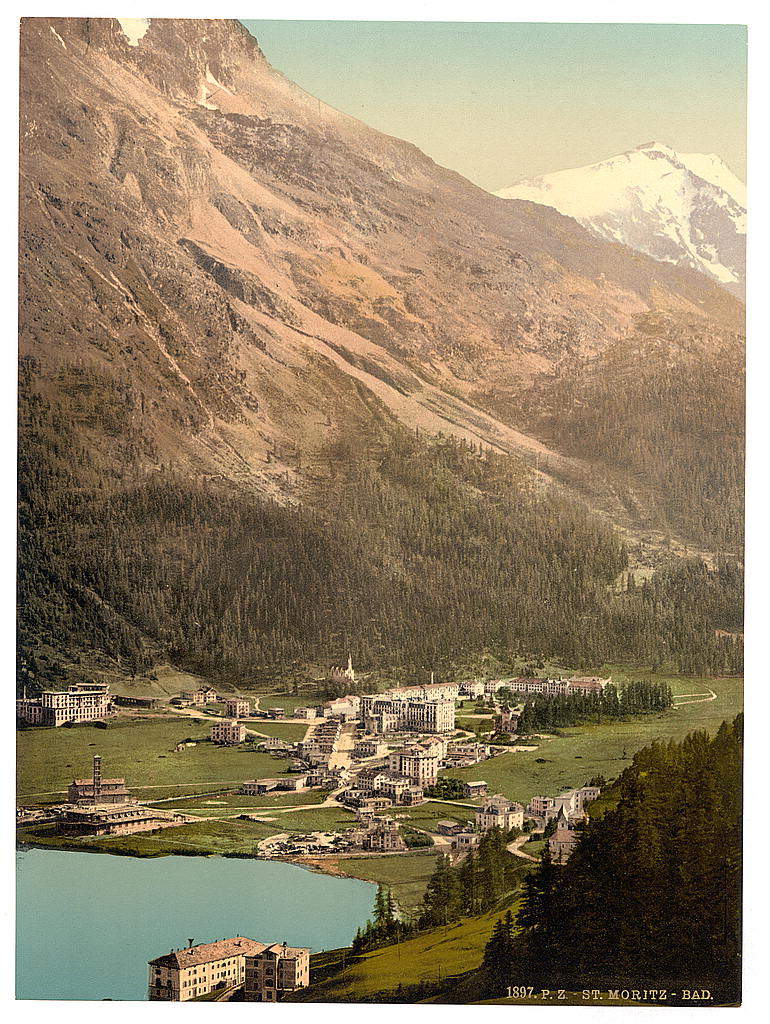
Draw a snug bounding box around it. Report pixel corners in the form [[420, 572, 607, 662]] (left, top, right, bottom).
[[480, 716, 743, 1004], [18, 364, 743, 690], [514, 681, 672, 733]]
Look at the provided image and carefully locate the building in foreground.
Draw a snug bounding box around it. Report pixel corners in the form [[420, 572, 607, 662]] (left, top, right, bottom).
[[349, 815, 407, 852], [244, 943, 311, 1002], [148, 937, 266, 1001], [16, 683, 112, 727], [211, 720, 246, 745]]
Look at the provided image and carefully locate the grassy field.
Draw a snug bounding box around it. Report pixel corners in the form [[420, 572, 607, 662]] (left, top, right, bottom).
[[260, 806, 358, 833], [456, 716, 494, 732], [255, 695, 313, 715], [147, 790, 328, 813], [294, 899, 518, 1001], [389, 801, 476, 832], [331, 849, 441, 915], [444, 673, 743, 804], [17, 817, 281, 857], [16, 716, 295, 803], [249, 721, 309, 742]]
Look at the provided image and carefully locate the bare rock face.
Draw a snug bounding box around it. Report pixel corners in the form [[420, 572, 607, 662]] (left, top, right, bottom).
[[20, 18, 743, 509]]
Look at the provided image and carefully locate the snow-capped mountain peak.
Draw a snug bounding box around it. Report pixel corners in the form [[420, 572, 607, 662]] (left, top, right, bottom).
[[495, 143, 746, 294]]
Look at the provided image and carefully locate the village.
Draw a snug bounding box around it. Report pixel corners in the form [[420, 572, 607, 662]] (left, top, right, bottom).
[[16, 661, 609, 874]]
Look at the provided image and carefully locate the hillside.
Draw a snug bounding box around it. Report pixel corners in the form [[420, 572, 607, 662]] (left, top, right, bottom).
[[18, 18, 744, 685]]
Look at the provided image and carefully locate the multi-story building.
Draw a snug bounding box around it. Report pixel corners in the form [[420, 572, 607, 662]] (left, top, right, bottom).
[[554, 785, 602, 821], [360, 694, 455, 734], [458, 680, 485, 699], [183, 686, 218, 706], [17, 683, 112, 727], [566, 676, 610, 695], [444, 741, 490, 768], [353, 738, 389, 759], [322, 696, 360, 721], [451, 831, 481, 855], [211, 720, 246, 746], [59, 804, 182, 837], [349, 815, 407, 852], [294, 706, 320, 720], [527, 795, 557, 819], [224, 698, 251, 719], [475, 794, 525, 833], [464, 781, 488, 799], [388, 745, 439, 785], [148, 937, 266, 1001], [68, 755, 130, 805], [244, 943, 311, 1002]]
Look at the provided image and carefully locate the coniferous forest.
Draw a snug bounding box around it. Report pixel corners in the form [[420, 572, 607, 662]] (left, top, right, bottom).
[[18, 359, 743, 690], [479, 717, 743, 1005]]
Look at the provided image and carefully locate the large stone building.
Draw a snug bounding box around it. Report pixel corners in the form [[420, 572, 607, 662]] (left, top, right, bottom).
[[388, 744, 439, 785], [148, 937, 266, 1001], [485, 676, 610, 699], [59, 804, 181, 837], [475, 794, 525, 832], [244, 943, 311, 1002], [17, 683, 112, 727], [360, 694, 455, 734], [211, 720, 246, 745], [68, 755, 130, 805]]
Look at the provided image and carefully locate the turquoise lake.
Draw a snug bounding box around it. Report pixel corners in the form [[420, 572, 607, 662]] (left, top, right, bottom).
[[16, 848, 375, 1001]]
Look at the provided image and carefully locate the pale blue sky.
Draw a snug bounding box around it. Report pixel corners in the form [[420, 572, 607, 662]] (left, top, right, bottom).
[[240, 21, 747, 191]]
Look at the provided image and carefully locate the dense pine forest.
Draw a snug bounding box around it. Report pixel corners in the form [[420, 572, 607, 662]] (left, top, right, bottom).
[[18, 359, 743, 690], [480, 716, 743, 1004], [512, 328, 744, 554], [514, 680, 673, 733]]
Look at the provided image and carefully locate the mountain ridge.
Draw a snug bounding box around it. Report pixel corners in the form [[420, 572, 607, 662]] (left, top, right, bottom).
[[18, 18, 744, 683], [495, 141, 746, 295]]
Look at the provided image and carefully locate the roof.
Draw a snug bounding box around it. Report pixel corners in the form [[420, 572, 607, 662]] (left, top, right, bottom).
[[149, 937, 266, 969], [436, 819, 463, 828], [256, 943, 311, 959], [71, 778, 127, 786], [466, 781, 487, 787]]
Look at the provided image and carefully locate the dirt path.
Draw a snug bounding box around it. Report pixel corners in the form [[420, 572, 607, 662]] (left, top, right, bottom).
[[507, 834, 538, 862], [672, 689, 717, 707]]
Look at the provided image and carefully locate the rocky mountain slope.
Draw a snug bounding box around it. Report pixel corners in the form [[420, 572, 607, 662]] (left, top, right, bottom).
[[18, 18, 744, 683], [495, 142, 746, 295]]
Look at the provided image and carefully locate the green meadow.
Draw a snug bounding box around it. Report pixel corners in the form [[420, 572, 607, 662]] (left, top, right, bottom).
[[16, 715, 294, 803], [445, 672, 742, 804]]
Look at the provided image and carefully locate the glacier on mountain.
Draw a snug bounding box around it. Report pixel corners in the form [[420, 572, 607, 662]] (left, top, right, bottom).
[[495, 142, 745, 292]]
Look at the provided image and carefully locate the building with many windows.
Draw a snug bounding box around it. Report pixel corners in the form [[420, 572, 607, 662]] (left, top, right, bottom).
[[475, 794, 525, 832], [16, 683, 112, 727], [244, 942, 311, 1002], [360, 694, 455, 734], [224, 698, 251, 718], [148, 937, 266, 1001], [211, 720, 246, 745]]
